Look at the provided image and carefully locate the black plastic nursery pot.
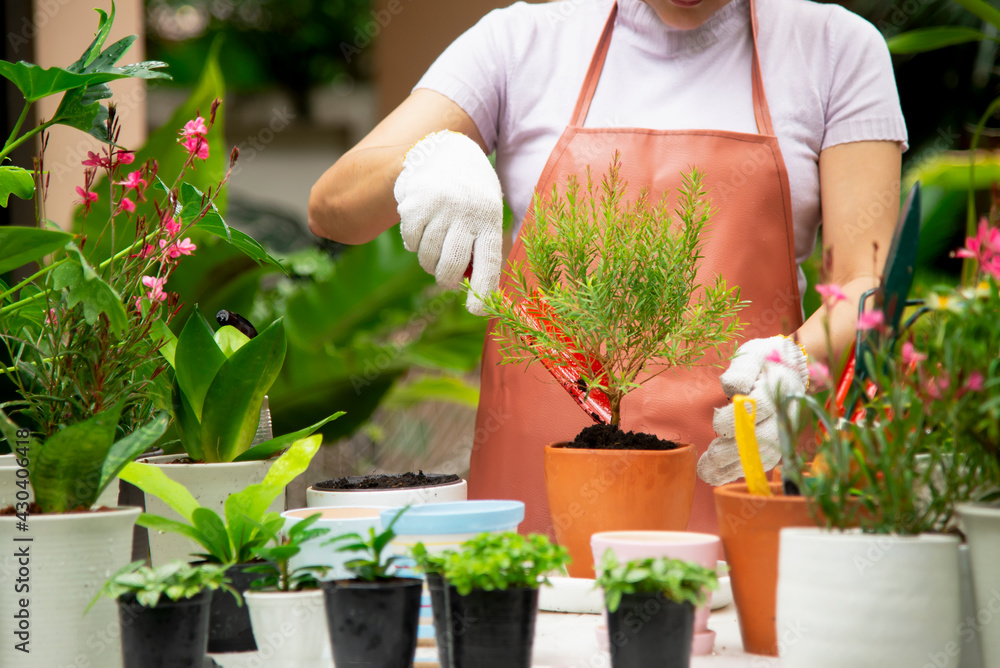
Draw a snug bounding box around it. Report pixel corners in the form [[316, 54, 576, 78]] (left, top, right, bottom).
[[206, 563, 258, 653], [118, 589, 212, 668], [322, 577, 423, 668], [606, 592, 694, 668], [444, 584, 539, 668], [426, 574, 452, 668]]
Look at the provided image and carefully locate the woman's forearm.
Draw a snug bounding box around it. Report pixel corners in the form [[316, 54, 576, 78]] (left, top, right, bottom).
[[795, 274, 880, 370], [308, 145, 408, 245]]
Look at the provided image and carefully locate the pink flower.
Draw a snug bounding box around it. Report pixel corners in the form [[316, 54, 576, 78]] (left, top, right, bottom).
[[901, 341, 926, 366], [116, 150, 135, 165], [966, 372, 985, 393], [141, 275, 168, 302], [117, 171, 146, 192], [159, 237, 197, 260], [82, 150, 110, 169], [816, 283, 847, 305], [162, 214, 181, 237], [181, 116, 207, 139], [116, 197, 136, 214], [183, 135, 209, 161], [130, 243, 155, 260], [75, 185, 98, 212], [809, 361, 831, 387], [957, 218, 1000, 280], [857, 309, 884, 331], [45, 308, 58, 327]]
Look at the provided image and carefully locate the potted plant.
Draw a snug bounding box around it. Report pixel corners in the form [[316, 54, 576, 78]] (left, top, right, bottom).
[[243, 512, 334, 667], [412, 531, 570, 668], [480, 156, 746, 576], [90, 560, 235, 668], [321, 508, 422, 668], [306, 470, 467, 508], [118, 433, 327, 653], [595, 550, 718, 668], [141, 307, 343, 564], [0, 405, 167, 667]]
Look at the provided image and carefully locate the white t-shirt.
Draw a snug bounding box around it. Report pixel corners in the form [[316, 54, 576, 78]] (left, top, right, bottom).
[[414, 0, 909, 294]]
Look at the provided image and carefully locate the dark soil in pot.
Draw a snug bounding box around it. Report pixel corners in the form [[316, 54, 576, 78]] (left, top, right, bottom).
[[118, 589, 212, 668], [606, 592, 694, 668], [321, 577, 422, 668], [567, 423, 679, 450], [444, 585, 539, 668], [314, 471, 461, 490], [206, 563, 259, 653]]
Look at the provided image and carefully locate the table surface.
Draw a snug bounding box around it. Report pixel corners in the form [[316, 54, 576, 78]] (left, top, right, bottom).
[[209, 604, 782, 667]]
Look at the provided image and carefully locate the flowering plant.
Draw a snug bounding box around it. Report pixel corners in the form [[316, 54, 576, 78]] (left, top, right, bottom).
[[0, 7, 281, 444]]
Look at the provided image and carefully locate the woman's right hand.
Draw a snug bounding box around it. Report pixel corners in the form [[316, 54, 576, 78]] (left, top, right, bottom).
[[394, 130, 503, 316]]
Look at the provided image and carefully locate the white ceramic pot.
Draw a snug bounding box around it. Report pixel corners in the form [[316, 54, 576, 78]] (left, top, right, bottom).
[[305, 476, 467, 508], [958, 503, 1000, 668], [244, 589, 333, 668], [281, 506, 391, 580], [0, 453, 117, 509], [959, 544, 984, 668], [142, 455, 282, 565], [0, 507, 140, 667], [777, 528, 961, 668]]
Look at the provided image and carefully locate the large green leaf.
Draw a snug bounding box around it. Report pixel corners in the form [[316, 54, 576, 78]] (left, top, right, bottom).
[[51, 243, 128, 335], [180, 183, 285, 273], [0, 166, 34, 207], [173, 311, 227, 421], [199, 318, 286, 462], [98, 412, 170, 493], [136, 513, 205, 549], [954, 0, 1000, 31], [172, 382, 204, 462], [233, 411, 344, 462], [118, 461, 200, 522], [0, 227, 73, 275], [150, 319, 178, 368], [191, 507, 233, 563], [30, 403, 123, 513], [887, 27, 996, 54]]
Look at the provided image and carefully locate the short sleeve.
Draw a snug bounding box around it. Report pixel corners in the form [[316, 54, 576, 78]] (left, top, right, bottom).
[[822, 10, 908, 152], [413, 5, 525, 153]]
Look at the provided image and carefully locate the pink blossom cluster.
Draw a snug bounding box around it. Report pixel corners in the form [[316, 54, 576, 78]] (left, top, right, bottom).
[[179, 116, 209, 161], [956, 219, 1000, 280]]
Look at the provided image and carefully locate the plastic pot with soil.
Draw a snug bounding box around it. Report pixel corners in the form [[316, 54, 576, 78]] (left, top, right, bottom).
[[119, 590, 213, 668], [306, 471, 467, 508], [545, 424, 697, 578]]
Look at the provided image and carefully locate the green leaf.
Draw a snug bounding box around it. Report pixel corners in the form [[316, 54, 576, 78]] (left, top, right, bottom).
[[136, 513, 206, 551], [214, 325, 251, 358], [232, 411, 344, 462], [98, 412, 170, 493], [118, 461, 200, 522], [172, 382, 204, 462], [174, 310, 228, 421], [954, 0, 1000, 31], [199, 318, 286, 462], [150, 319, 178, 368], [192, 507, 233, 563], [0, 227, 72, 275], [51, 243, 128, 335], [180, 183, 285, 273], [887, 27, 996, 54], [30, 402, 123, 512], [0, 166, 34, 207]]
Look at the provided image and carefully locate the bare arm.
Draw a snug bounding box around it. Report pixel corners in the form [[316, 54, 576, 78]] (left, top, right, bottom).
[[307, 89, 487, 245], [795, 140, 903, 366]]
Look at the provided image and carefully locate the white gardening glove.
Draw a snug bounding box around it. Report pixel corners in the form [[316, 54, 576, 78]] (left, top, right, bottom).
[[394, 130, 504, 316], [697, 336, 809, 486]]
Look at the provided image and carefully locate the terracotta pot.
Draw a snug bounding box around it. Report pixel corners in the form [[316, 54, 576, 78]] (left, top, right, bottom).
[[713, 482, 819, 656], [544, 442, 697, 578]]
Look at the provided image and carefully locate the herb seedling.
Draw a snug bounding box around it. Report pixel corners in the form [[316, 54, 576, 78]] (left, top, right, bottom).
[[595, 550, 718, 613], [247, 513, 331, 591]]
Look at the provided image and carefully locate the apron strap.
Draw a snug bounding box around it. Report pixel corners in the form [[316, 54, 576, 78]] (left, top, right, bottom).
[[570, 0, 775, 136]]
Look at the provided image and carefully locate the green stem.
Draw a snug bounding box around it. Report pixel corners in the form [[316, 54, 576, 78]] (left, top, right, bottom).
[[3, 103, 31, 154], [0, 119, 53, 164], [0, 289, 46, 316], [0, 258, 68, 303], [963, 94, 1000, 285]]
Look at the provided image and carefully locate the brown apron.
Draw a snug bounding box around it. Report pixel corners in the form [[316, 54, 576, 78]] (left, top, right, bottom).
[[468, 0, 802, 535]]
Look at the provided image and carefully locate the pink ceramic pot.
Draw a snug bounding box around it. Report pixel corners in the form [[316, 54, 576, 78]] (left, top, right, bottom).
[[592, 531, 720, 656]]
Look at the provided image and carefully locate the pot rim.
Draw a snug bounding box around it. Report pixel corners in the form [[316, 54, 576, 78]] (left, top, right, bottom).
[[321, 577, 424, 591], [140, 454, 273, 467], [282, 505, 398, 521], [243, 588, 323, 600], [545, 441, 695, 455], [117, 589, 212, 607], [713, 481, 806, 504], [308, 476, 467, 493], [780, 526, 960, 545], [591, 530, 720, 547], [956, 502, 1000, 519], [0, 505, 141, 522]]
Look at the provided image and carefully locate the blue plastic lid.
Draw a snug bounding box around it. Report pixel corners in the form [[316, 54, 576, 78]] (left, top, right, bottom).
[[380, 500, 525, 535]]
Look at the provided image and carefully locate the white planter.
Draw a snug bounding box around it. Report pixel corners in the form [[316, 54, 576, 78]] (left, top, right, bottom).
[[0, 507, 140, 668], [305, 476, 467, 508], [0, 453, 117, 509], [281, 506, 392, 580], [777, 528, 961, 668], [244, 589, 333, 668], [958, 503, 1000, 668], [142, 455, 282, 565]]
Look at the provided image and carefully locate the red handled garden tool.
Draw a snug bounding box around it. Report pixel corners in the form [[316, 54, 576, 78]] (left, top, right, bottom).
[[464, 263, 613, 424]]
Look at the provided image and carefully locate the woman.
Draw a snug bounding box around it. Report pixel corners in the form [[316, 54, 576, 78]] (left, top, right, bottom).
[[308, 0, 906, 534]]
